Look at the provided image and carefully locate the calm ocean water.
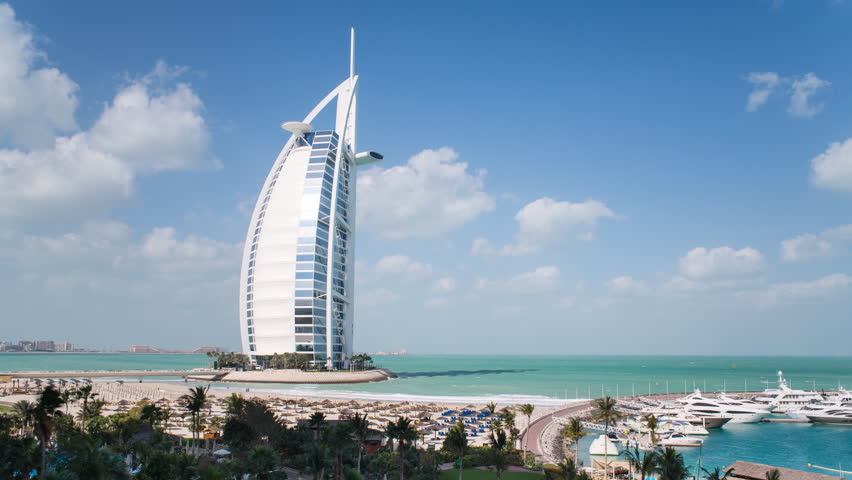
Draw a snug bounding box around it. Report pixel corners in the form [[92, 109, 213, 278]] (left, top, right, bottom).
[[2, 353, 851, 471]]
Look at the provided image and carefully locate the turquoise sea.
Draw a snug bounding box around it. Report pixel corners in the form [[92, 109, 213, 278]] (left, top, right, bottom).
[[2, 353, 851, 472]]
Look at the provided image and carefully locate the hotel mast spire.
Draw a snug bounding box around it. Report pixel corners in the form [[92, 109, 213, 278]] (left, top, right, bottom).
[[350, 28, 355, 80]]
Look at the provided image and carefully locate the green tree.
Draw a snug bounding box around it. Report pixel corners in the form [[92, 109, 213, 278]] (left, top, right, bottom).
[[62, 438, 130, 480], [655, 447, 689, 480], [553, 456, 579, 480], [350, 413, 370, 473], [765, 469, 781, 480], [12, 400, 36, 435], [34, 386, 66, 478], [645, 414, 659, 445], [591, 397, 622, 479], [442, 420, 467, 480], [516, 404, 535, 465], [502, 410, 519, 450], [245, 445, 285, 480], [74, 384, 97, 433], [309, 411, 327, 440], [488, 427, 509, 480], [485, 402, 497, 430], [562, 417, 586, 461], [305, 442, 331, 480], [624, 446, 657, 480], [0, 434, 39, 479], [703, 467, 734, 480], [387, 417, 417, 480], [178, 386, 209, 450], [326, 422, 354, 480]]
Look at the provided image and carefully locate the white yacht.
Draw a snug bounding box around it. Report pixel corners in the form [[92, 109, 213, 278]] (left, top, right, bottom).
[[671, 389, 771, 424], [658, 411, 732, 429], [752, 371, 824, 413], [661, 420, 709, 436], [589, 434, 621, 456], [787, 387, 852, 420], [805, 407, 852, 425], [658, 432, 704, 447]]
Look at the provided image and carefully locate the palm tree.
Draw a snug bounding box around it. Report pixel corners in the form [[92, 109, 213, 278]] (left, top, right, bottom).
[[12, 400, 36, 435], [555, 455, 579, 480], [765, 469, 781, 480], [350, 413, 370, 473], [34, 386, 66, 477], [306, 442, 330, 480], [624, 446, 657, 480], [392, 417, 417, 480], [502, 410, 519, 450], [645, 414, 659, 445], [178, 385, 209, 450], [442, 420, 467, 480], [562, 417, 586, 461], [74, 384, 97, 432], [703, 467, 734, 480], [59, 389, 76, 416], [517, 403, 535, 465], [309, 411, 326, 440], [325, 422, 353, 480], [486, 402, 497, 430], [655, 447, 689, 480], [488, 428, 509, 480], [591, 397, 622, 479]]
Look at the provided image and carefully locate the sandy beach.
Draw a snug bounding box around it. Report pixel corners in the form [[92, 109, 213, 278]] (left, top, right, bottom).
[[0, 379, 577, 449]]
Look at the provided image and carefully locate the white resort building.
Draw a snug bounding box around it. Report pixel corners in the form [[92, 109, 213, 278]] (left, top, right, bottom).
[[239, 30, 382, 368]]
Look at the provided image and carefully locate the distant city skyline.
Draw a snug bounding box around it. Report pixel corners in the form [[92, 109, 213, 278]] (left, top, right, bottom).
[[0, 2, 850, 355]]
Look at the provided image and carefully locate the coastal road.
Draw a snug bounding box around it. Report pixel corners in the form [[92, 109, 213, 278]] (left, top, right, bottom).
[[522, 402, 591, 462]]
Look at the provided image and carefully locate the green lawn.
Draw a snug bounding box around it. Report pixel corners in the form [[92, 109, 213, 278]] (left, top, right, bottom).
[[440, 469, 544, 480], [0, 405, 11, 412]]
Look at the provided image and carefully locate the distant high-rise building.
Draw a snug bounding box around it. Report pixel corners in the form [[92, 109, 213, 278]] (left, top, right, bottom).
[[34, 341, 55, 352], [55, 342, 73, 352], [191, 346, 221, 354], [238, 30, 383, 369], [18, 340, 34, 351]]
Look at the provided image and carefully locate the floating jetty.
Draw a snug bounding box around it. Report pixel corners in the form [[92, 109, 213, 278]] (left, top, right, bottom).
[[761, 418, 811, 423]]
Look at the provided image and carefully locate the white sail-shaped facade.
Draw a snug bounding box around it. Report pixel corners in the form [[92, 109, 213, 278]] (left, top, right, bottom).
[[239, 31, 379, 368]]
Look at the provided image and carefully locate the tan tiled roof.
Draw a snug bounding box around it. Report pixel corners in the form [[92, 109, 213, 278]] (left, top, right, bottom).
[[725, 461, 842, 480]]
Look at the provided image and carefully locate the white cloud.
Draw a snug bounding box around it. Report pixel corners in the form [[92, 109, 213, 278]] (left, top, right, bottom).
[[744, 72, 829, 118], [433, 276, 457, 293], [0, 4, 79, 149], [0, 4, 215, 222], [744, 273, 852, 308], [810, 138, 852, 193], [781, 224, 852, 262], [475, 265, 561, 294], [470, 237, 495, 256], [424, 297, 450, 309], [357, 147, 495, 239], [679, 246, 765, 280], [606, 275, 647, 295], [501, 197, 616, 255], [137, 226, 233, 260], [374, 255, 432, 280], [746, 72, 780, 112], [359, 288, 400, 307], [788, 73, 830, 118]]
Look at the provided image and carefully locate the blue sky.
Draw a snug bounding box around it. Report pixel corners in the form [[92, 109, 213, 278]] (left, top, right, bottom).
[[1, 1, 850, 354]]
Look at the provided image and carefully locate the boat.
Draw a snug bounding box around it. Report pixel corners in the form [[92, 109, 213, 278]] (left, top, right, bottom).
[[661, 420, 709, 436], [658, 432, 704, 447], [669, 389, 771, 424], [805, 408, 852, 425], [787, 387, 852, 420], [589, 434, 621, 456], [752, 371, 824, 413], [659, 411, 732, 429]]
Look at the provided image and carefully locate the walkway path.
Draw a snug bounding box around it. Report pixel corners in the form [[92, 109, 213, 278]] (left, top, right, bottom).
[[522, 401, 591, 463]]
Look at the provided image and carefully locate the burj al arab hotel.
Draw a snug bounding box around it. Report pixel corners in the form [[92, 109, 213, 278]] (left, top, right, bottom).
[[239, 30, 382, 368]]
